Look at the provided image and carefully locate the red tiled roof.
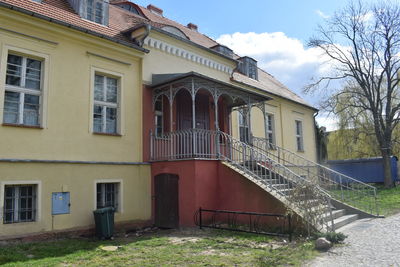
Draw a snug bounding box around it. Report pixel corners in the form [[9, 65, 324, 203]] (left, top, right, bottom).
[[0, 0, 315, 109], [1, 0, 127, 41]]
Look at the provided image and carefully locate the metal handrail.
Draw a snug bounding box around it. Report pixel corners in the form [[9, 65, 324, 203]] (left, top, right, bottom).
[[252, 137, 379, 216], [151, 129, 335, 232]]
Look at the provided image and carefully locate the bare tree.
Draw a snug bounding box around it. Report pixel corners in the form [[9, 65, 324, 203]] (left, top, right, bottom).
[[309, 1, 400, 188]]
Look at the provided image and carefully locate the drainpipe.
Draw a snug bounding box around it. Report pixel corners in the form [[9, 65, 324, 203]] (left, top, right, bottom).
[[313, 111, 319, 163]]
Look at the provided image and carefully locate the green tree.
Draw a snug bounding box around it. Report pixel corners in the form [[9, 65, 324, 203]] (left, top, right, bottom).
[[309, 1, 400, 187]]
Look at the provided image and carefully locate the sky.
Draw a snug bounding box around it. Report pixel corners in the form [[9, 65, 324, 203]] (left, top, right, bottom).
[[132, 0, 371, 130]]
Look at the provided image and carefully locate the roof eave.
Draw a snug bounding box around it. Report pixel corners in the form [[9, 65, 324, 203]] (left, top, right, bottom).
[[230, 76, 318, 111], [150, 27, 238, 64]]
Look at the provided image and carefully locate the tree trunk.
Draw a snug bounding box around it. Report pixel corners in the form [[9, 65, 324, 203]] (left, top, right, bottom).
[[382, 149, 394, 188]]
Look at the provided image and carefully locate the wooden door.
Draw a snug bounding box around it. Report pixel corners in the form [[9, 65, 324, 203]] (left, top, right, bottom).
[[154, 174, 179, 228]]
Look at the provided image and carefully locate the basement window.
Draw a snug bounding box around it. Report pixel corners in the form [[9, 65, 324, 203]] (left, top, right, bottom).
[[96, 183, 119, 210], [3, 185, 37, 224]]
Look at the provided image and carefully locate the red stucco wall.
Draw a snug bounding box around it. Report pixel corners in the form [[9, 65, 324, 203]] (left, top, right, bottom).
[[151, 160, 286, 227]]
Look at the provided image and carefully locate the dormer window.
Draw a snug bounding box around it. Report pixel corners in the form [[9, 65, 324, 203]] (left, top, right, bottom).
[[118, 3, 141, 15], [161, 26, 189, 40], [211, 45, 233, 58], [86, 0, 107, 24], [66, 0, 109, 25], [238, 56, 258, 80]]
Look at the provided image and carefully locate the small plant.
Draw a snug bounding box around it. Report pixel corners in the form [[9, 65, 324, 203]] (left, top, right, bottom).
[[316, 232, 347, 244]]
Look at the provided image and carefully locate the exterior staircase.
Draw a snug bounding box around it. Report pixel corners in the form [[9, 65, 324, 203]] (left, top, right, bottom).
[[252, 137, 379, 227], [218, 132, 379, 231], [151, 129, 379, 232]]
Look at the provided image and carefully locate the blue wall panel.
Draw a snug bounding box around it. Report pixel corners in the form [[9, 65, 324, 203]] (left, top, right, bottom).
[[52, 192, 70, 215], [328, 156, 398, 183]]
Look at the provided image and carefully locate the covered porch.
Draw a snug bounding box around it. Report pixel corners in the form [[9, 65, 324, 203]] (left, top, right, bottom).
[[149, 72, 271, 161]]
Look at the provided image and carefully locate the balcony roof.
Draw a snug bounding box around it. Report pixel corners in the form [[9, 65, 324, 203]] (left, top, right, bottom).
[[150, 72, 272, 108]]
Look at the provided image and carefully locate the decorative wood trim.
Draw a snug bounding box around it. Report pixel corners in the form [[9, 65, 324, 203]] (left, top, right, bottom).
[[144, 37, 234, 74]]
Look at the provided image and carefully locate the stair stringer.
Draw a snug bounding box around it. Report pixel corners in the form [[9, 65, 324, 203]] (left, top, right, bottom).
[[221, 161, 334, 232]]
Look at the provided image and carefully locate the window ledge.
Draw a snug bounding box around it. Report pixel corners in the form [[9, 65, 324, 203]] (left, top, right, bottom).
[[2, 123, 43, 129], [297, 150, 305, 153], [93, 132, 122, 137]]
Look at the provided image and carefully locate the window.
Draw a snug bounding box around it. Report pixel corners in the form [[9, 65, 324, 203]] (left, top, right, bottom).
[[93, 74, 119, 134], [161, 26, 189, 40], [96, 183, 118, 209], [238, 112, 249, 143], [295, 120, 304, 151], [4, 54, 42, 126], [238, 57, 258, 80], [155, 97, 163, 137], [118, 3, 141, 16], [3, 185, 37, 224], [266, 114, 275, 148], [85, 0, 107, 24]]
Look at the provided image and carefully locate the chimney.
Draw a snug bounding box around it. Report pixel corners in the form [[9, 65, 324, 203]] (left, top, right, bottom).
[[147, 4, 163, 16], [187, 23, 198, 31]]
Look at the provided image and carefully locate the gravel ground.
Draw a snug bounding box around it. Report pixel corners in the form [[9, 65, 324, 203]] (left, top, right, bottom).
[[305, 214, 400, 267]]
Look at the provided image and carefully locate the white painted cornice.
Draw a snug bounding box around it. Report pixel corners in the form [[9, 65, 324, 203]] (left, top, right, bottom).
[[144, 37, 234, 75]]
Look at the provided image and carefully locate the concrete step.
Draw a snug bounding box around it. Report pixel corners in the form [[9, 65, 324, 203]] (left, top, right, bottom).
[[322, 209, 346, 221], [271, 183, 292, 190], [278, 188, 294, 195], [332, 214, 358, 230]]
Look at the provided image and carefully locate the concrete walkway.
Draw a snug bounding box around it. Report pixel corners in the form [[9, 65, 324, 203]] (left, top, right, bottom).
[[305, 214, 400, 267]]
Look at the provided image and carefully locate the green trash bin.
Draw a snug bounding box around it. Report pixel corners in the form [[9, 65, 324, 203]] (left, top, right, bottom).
[[93, 207, 115, 239]]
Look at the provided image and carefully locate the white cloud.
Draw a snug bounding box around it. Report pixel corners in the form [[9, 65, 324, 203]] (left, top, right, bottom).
[[316, 9, 330, 19], [316, 114, 339, 132], [216, 32, 333, 105]]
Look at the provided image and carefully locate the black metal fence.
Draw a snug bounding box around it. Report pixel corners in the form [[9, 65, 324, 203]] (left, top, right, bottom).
[[195, 208, 292, 241]]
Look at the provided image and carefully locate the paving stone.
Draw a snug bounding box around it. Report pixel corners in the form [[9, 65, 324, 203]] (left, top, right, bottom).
[[304, 214, 400, 267]]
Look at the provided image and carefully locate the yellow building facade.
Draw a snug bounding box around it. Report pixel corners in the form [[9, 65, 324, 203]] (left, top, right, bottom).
[[0, 6, 151, 238], [0, 0, 318, 239]]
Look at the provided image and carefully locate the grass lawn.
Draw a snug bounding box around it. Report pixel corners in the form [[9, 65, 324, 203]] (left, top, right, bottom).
[[0, 228, 318, 267], [328, 184, 400, 217], [375, 185, 400, 216]]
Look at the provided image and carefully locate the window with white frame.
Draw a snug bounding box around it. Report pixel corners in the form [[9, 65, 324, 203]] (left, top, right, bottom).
[[155, 97, 163, 137], [93, 74, 119, 134], [4, 54, 42, 126], [3, 184, 37, 224], [86, 0, 107, 24], [96, 183, 119, 210], [266, 114, 275, 148], [295, 120, 304, 151], [238, 111, 249, 143]]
